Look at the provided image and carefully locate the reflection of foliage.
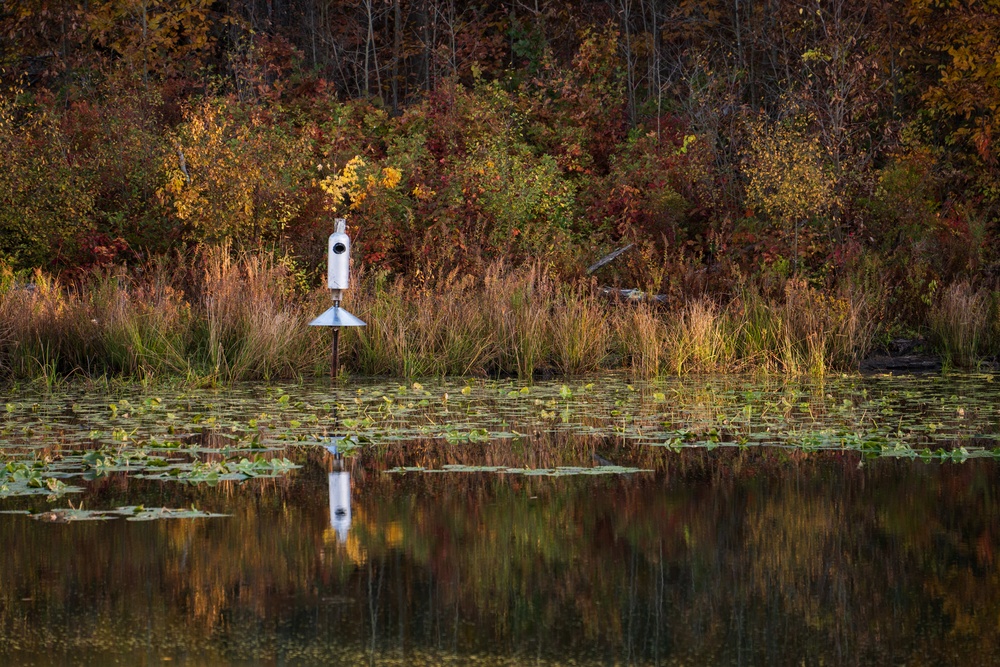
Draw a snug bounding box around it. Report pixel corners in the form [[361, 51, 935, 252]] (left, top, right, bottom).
[[6, 447, 1000, 663]]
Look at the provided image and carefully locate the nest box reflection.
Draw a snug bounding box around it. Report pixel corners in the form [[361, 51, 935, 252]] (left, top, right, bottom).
[[326, 442, 351, 544]]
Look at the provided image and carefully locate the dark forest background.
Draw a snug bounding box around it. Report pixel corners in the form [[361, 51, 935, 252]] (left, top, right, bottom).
[[2, 1, 999, 311]]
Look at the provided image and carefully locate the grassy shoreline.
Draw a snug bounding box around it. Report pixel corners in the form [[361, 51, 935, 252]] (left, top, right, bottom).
[[1, 252, 997, 386]]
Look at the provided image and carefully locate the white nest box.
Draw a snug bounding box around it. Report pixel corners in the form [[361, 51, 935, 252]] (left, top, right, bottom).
[[327, 219, 351, 291], [310, 218, 366, 329]]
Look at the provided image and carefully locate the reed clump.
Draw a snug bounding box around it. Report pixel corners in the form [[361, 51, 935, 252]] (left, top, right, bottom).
[[482, 263, 553, 378], [0, 270, 68, 383], [548, 283, 611, 375], [615, 303, 667, 378], [195, 248, 326, 382], [351, 266, 631, 377], [86, 263, 191, 378], [664, 298, 731, 374], [653, 279, 882, 377], [350, 267, 885, 379], [927, 281, 994, 368], [778, 278, 880, 375]]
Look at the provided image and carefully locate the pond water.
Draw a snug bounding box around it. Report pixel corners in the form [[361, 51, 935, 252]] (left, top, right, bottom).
[[2, 373, 1000, 665]]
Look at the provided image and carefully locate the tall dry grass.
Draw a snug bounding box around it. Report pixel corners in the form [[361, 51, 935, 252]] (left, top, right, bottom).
[[483, 263, 552, 378], [780, 278, 880, 375], [655, 278, 883, 377], [664, 298, 730, 374], [350, 269, 496, 376], [0, 256, 905, 383], [548, 284, 611, 375], [0, 250, 328, 385], [351, 264, 611, 377], [615, 303, 667, 378], [87, 262, 191, 378], [349, 268, 885, 379], [196, 248, 326, 382], [0, 270, 67, 383]]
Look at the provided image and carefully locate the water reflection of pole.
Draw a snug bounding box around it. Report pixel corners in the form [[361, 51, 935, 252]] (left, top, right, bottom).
[[658, 539, 665, 666], [368, 557, 384, 667], [625, 547, 637, 665], [452, 566, 460, 655]]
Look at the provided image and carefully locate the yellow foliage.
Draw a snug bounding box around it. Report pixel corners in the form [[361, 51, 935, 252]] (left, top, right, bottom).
[[382, 166, 402, 190], [744, 118, 836, 226], [412, 183, 436, 201], [319, 156, 403, 214]]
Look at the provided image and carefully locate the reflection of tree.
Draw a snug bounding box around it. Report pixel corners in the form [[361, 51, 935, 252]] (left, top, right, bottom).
[[2, 448, 1000, 664]]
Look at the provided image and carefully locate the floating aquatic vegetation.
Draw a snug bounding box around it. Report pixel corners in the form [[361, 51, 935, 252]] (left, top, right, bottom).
[[0, 461, 82, 498], [1, 505, 228, 522], [1, 372, 999, 503], [136, 455, 300, 483]]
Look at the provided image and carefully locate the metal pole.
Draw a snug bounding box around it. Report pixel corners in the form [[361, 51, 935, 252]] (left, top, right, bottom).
[[332, 328, 340, 380], [330, 299, 340, 381]]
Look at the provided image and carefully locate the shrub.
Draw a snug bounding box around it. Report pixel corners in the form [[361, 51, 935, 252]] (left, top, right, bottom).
[[0, 89, 95, 269], [159, 100, 314, 249]]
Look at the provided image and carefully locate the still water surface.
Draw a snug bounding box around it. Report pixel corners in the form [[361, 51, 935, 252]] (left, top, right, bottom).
[[2, 374, 1000, 665]]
